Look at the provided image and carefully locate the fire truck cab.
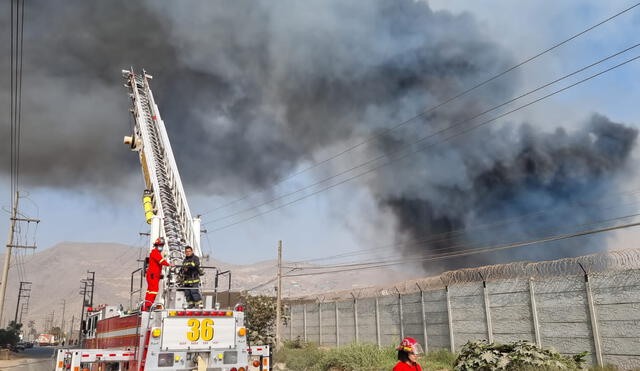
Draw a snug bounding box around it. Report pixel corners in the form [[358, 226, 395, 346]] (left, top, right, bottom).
[[56, 303, 269, 371]]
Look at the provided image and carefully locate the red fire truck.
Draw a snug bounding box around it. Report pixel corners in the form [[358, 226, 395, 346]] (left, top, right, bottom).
[[54, 69, 270, 371]]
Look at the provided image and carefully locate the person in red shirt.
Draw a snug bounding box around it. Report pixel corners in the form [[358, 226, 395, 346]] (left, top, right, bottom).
[[393, 337, 423, 371], [143, 237, 173, 311]]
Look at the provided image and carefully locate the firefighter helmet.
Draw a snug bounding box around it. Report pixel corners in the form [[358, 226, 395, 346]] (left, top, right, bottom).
[[397, 337, 423, 354], [153, 237, 165, 246]]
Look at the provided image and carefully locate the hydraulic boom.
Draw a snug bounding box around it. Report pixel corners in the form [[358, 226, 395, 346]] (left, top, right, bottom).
[[122, 69, 201, 307]]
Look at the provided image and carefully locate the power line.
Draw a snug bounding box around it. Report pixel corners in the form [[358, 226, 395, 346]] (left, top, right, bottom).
[[10, 0, 15, 206], [205, 52, 640, 233], [287, 189, 640, 264], [16, 0, 25, 197], [285, 210, 640, 270], [199, 2, 640, 218], [245, 268, 298, 292], [9, 0, 26, 209], [284, 214, 640, 277], [203, 45, 640, 227], [245, 278, 277, 292]]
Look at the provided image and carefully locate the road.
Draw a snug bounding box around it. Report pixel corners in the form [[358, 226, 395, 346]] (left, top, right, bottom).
[[0, 346, 55, 371]]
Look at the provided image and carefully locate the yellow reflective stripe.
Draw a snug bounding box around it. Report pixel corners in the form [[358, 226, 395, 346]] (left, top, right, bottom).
[[159, 258, 166, 264], [146, 291, 158, 294]]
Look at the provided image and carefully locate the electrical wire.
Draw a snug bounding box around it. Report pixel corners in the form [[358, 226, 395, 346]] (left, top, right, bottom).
[[203, 45, 640, 227], [285, 209, 640, 270], [16, 0, 24, 196], [287, 188, 640, 264], [205, 52, 640, 233], [284, 214, 640, 277], [199, 2, 640, 218], [245, 268, 299, 292], [204, 232, 214, 260], [245, 278, 277, 292], [10, 0, 15, 206]]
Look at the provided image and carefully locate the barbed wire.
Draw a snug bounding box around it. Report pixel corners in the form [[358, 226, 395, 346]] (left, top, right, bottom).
[[287, 248, 640, 302]]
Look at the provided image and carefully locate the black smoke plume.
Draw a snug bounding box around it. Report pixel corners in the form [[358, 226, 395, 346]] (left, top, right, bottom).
[[379, 114, 637, 270], [0, 0, 514, 193]]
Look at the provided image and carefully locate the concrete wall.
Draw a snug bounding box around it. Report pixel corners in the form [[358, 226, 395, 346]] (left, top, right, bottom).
[[284, 269, 640, 368]]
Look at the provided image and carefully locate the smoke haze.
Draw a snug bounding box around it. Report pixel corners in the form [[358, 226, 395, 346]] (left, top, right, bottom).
[[0, 0, 636, 266]]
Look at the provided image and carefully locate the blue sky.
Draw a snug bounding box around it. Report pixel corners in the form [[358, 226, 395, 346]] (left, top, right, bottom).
[[2, 1, 640, 265]]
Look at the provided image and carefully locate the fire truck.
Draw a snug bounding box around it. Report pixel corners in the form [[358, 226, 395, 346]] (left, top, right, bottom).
[[54, 69, 270, 371], [37, 334, 57, 346]]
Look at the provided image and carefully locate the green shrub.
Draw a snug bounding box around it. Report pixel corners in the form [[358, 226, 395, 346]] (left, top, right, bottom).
[[275, 342, 456, 371], [316, 343, 398, 371], [275, 342, 325, 370], [0, 321, 22, 349], [454, 340, 587, 371], [423, 349, 457, 369], [275, 341, 639, 371], [243, 294, 288, 346]]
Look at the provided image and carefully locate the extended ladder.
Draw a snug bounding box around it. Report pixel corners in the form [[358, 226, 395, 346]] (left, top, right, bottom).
[[123, 69, 201, 260]]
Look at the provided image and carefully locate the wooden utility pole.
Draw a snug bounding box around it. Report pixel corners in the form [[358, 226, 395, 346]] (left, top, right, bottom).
[[87, 271, 95, 308], [0, 192, 19, 326], [0, 191, 39, 325], [14, 281, 31, 323], [275, 240, 283, 349], [61, 299, 66, 334], [79, 280, 88, 344], [69, 314, 75, 344]]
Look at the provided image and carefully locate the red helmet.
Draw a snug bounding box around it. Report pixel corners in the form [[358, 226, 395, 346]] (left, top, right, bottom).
[[153, 237, 165, 246], [397, 337, 423, 354]]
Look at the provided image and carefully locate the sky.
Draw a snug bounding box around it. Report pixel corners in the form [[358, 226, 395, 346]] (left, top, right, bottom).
[[1, 0, 640, 267]]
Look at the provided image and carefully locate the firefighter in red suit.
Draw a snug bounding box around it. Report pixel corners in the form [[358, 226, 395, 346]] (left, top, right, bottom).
[[144, 237, 173, 311], [393, 337, 423, 371]]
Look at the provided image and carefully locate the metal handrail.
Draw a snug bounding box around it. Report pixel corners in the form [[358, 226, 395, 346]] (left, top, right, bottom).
[[129, 267, 144, 311]]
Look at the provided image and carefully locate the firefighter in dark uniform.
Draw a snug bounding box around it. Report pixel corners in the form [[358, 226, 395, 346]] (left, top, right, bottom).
[[180, 246, 203, 308]]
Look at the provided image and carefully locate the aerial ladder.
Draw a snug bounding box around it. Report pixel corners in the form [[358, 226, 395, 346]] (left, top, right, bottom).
[[122, 69, 201, 309]]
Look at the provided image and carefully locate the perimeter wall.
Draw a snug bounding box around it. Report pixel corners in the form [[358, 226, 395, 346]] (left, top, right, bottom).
[[283, 249, 640, 369]]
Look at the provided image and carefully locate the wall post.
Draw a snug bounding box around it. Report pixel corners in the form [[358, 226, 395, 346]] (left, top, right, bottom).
[[335, 301, 340, 347], [445, 285, 455, 352], [351, 293, 359, 344], [318, 301, 323, 345], [303, 303, 307, 342], [579, 264, 603, 367], [528, 278, 541, 347], [480, 275, 494, 344], [417, 283, 429, 352], [396, 287, 404, 340], [375, 295, 381, 348]]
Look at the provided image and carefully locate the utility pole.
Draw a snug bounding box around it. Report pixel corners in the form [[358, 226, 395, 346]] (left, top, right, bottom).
[[275, 240, 283, 349], [0, 192, 18, 326], [19, 302, 27, 324], [68, 314, 75, 344], [0, 192, 39, 325], [79, 280, 88, 344], [61, 299, 66, 335], [87, 271, 95, 308], [14, 281, 31, 323], [46, 311, 55, 332]]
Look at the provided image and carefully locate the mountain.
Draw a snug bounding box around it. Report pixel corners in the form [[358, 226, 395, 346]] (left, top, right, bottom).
[[0, 242, 410, 334]]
